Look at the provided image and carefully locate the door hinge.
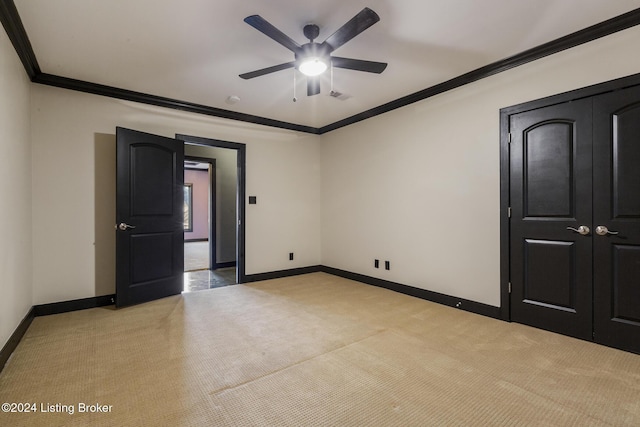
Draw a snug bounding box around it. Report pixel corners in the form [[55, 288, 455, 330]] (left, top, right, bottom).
[[507, 207, 512, 218], [508, 282, 512, 293], [508, 133, 512, 143]]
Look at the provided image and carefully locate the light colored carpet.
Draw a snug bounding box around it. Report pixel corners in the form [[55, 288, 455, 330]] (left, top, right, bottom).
[[1, 273, 638, 426], [184, 241, 209, 271]]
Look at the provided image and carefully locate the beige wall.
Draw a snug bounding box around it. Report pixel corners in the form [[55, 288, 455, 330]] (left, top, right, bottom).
[[320, 25, 640, 307], [0, 29, 32, 348], [31, 86, 321, 305]]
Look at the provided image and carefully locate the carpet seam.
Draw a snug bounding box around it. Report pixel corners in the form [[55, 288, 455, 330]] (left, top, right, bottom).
[[208, 328, 388, 396]]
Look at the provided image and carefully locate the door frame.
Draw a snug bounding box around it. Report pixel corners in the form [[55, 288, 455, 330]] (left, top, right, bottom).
[[178, 134, 247, 284], [184, 156, 217, 270], [499, 72, 640, 322]]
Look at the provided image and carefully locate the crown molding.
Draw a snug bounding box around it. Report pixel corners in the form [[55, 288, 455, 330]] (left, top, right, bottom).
[[2, 2, 639, 134], [0, 0, 39, 77], [319, 8, 640, 134], [33, 73, 319, 134]]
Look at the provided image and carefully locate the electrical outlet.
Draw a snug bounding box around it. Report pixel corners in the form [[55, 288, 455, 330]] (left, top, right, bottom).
[[289, 252, 294, 261], [374, 259, 379, 268], [385, 261, 390, 270]]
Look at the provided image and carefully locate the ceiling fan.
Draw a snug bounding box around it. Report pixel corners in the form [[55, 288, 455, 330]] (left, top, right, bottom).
[[239, 7, 387, 97]]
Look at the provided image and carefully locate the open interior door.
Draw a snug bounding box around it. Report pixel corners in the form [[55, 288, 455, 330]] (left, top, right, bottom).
[[116, 127, 184, 308]]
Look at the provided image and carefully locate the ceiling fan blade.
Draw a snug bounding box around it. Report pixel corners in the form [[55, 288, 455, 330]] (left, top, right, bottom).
[[239, 61, 296, 79], [331, 57, 387, 74], [307, 78, 320, 96], [321, 8, 380, 52], [244, 15, 301, 53]]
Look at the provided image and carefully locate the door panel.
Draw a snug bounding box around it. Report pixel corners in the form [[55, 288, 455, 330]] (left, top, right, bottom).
[[523, 239, 576, 311], [611, 102, 640, 218], [524, 122, 574, 217], [593, 87, 640, 353], [116, 127, 184, 308], [510, 99, 593, 341], [130, 145, 176, 216], [611, 245, 640, 323], [131, 233, 175, 283]]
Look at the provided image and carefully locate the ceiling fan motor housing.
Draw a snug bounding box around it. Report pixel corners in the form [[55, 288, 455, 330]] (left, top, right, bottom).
[[295, 43, 331, 65], [303, 24, 320, 42]]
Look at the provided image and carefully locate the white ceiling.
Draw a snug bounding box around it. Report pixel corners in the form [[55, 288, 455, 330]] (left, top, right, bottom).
[[14, 0, 640, 129]]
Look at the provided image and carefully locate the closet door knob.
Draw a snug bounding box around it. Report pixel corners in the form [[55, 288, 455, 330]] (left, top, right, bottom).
[[566, 226, 590, 236], [116, 223, 137, 231], [595, 225, 618, 236]]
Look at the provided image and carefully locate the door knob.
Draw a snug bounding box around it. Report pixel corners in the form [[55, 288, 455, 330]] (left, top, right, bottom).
[[116, 223, 137, 231], [595, 225, 619, 236], [566, 225, 590, 236]]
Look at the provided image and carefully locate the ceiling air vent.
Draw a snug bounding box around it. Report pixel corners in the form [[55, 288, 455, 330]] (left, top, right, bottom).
[[329, 90, 351, 101]]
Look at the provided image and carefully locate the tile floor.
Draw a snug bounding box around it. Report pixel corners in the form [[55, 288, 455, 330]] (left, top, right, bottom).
[[183, 268, 237, 292]]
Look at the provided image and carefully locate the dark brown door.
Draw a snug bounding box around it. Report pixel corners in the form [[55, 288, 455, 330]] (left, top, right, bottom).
[[116, 127, 184, 308], [510, 99, 594, 341], [593, 86, 640, 354]]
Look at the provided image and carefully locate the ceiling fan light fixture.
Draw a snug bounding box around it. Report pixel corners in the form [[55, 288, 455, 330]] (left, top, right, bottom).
[[240, 8, 387, 96], [298, 57, 328, 76]]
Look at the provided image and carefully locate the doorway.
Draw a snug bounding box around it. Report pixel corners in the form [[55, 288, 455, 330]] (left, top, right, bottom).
[[183, 157, 215, 271], [501, 77, 640, 354], [179, 135, 247, 291]]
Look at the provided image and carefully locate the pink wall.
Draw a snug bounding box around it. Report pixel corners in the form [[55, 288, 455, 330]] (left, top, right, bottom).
[[184, 169, 209, 240]]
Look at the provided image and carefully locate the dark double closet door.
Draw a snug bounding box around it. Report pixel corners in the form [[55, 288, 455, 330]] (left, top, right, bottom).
[[509, 85, 640, 354]]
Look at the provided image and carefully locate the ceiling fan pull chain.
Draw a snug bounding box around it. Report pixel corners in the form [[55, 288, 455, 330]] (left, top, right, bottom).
[[330, 59, 334, 93], [293, 68, 297, 102]]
